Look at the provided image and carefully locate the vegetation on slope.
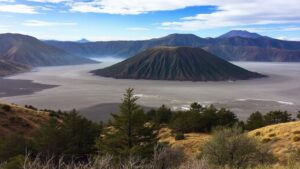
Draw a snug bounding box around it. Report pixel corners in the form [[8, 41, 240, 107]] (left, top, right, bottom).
[[0, 102, 49, 139], [0, 88, 299, 169]]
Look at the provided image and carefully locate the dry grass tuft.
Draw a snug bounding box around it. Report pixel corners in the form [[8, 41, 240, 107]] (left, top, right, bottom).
[[269, 133, 276, 137], [293, 130, 300, 135], [293, 136, 300, 142]]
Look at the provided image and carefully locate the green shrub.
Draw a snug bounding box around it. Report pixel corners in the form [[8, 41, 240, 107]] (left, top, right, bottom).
[[0, 135, 29, 162], [201, 126, 275, 169], [1, 105, 11, 112], [175, 133, 185, 140], [1, 155, 24, 169]]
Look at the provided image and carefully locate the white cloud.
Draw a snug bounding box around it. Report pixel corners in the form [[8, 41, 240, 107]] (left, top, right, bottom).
[[281, 27, 300, 31], [69, 0, 209, 15], [127, 27, 150, 31], [28, 0, 71, 3], [232, 26, 300, 33], [23, 20, 77, 27], [276, 36, 300, 41], [0, 0, 15, 2], [1, 0, 299, 34], [0, 4, 38, 14], [158, 0, 300, 30], [65, 0, 300, 31]]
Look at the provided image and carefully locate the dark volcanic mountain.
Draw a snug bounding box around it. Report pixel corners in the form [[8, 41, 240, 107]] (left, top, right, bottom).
[[92, 46, 265, 81], [45, 31, 300, 62], [0, 33, 95, 67], [0, 60, 29, 77]]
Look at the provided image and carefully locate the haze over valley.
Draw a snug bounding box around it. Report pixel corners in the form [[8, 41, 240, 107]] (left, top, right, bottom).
[[1, 59, 299, 121]]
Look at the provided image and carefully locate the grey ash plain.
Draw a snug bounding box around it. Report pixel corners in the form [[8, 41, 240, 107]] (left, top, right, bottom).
[[1, 60, 300, 121], [0, 78, 57, 98]]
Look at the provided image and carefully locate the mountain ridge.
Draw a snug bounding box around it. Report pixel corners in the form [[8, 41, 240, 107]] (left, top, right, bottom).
[[44, 31, 300, 62], [0, 33, 97, 76], [0, 33, 95, 67]]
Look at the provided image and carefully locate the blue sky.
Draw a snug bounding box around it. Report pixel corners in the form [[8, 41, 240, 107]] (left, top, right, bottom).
[[0, 0, 300, 41]]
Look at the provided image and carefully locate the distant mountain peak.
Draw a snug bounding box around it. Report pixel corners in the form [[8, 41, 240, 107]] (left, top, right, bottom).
[[219, 30, 262, 39], [163, 33, 200, 39], [77, 38, 90, 43]]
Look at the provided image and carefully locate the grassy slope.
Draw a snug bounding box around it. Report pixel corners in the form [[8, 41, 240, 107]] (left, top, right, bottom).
[[0, 102, 50, 139], [159, 121, 300, 161], [249, 121, 300, 161]]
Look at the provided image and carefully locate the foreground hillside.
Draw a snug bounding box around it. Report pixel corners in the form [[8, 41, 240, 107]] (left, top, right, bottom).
[[92, 46, 265, 81], [0, 102, 49, 138], [0, 93, 299, 168], [159, 121, 300, 162], [249, 121, 300, 161]]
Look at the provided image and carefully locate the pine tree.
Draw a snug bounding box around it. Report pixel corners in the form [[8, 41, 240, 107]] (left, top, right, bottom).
[[246, 111, 265, 130], [264, 111, 292, 125], [190, 102, 202, 112], [32, 111, 100, 160], [147, 105, 172, 124], [97, 88, 157, 159]]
